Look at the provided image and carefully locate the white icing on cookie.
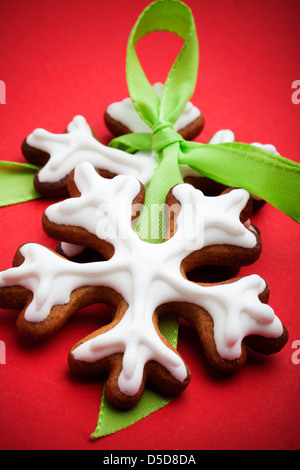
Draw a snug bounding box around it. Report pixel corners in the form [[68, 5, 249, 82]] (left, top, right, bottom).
[[106, 82, 202, 133], [26, 115, 156, 185], [59, 242, 85, 258], [250, 142, 279, 155], [208, 129, 236, 144], [0, 162, 284, 396]]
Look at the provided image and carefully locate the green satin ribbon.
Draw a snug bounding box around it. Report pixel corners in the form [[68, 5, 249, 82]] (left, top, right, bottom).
[[94, 0, 300, 438], [0, 161, 40, 206]]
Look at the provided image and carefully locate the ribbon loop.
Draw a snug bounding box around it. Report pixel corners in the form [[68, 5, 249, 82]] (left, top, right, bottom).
[[152, 122, 183, 154], [126, 0, 199, 130]]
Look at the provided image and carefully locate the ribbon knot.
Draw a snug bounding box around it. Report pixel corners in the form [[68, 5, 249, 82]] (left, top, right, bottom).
[[151, 122, 183, 154]]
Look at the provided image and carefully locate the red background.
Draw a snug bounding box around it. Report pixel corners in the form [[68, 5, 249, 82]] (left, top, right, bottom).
[[0, 0, 299, 450]]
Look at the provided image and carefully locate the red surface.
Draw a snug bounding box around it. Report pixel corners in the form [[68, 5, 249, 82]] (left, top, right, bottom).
[[0, 0, 299, 450]]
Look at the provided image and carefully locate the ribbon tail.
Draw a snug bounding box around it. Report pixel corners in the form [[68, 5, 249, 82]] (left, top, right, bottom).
[[91, 387, 172, 439], [0, 161, 40, 207], [109, 132, 152, 154], [180, 142, 300, 223], [91, 315, 178, 439]]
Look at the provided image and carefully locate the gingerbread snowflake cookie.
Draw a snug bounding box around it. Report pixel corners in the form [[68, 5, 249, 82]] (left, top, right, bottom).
[[20, 113, 197, 199], [0, 162, 288, 409], [104, 82, 205, 141], [21, 115, 156, 198], [21, 106, 203, 200]]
